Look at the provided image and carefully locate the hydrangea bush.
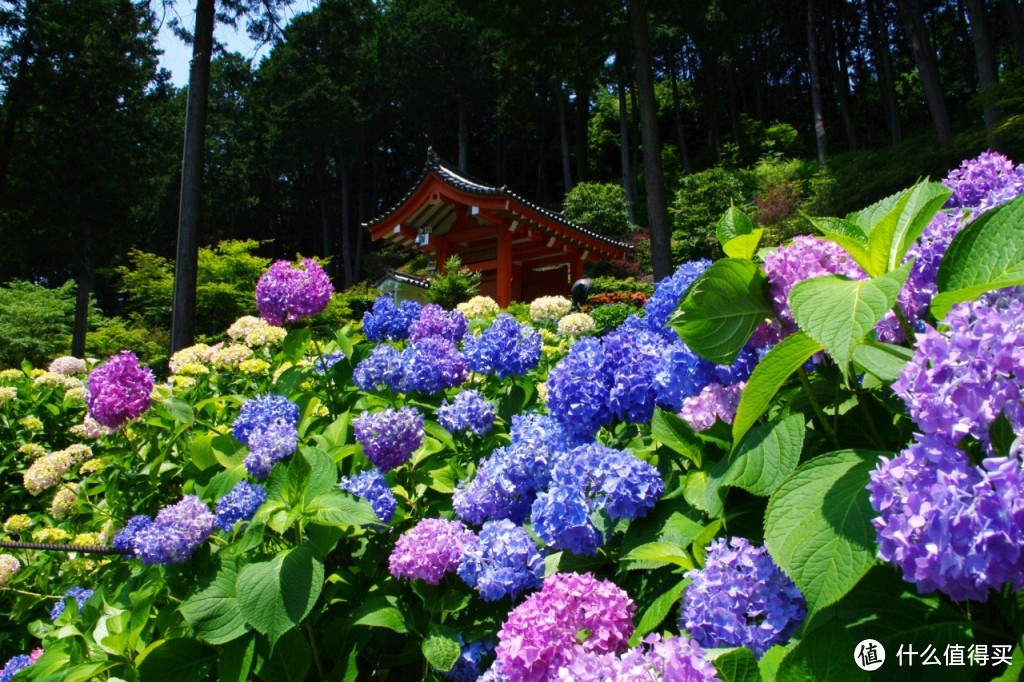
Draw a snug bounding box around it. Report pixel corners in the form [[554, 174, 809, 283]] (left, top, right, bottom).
[[0, 152, 1023, 680]]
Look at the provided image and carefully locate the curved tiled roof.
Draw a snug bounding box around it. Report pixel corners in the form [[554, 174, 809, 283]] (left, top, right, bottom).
[[363, 152, 632, 253]]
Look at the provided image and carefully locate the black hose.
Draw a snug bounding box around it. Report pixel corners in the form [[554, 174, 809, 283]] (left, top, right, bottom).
[[0, 540, 131, 556]]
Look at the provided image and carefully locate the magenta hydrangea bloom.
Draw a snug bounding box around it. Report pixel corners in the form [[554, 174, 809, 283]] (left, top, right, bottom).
[[681, 537, 806, 658], [354, 407, 424, 471], [493, 572, 635, 682], [679, 381, 745, 432], [557, 634, 719, 681], [388, 517, 475, 584], [255, 258, 333, 326], [893, 298, 1024, 446], [86, 351, 155, 429], [868, 434, 1024, 602]]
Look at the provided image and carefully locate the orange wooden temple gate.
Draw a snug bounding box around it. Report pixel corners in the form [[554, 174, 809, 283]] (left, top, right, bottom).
[[363, 154, 631, 307]]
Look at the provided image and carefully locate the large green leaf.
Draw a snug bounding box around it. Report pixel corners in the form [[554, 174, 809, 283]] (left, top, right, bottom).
[[775, 617, 867, 682], [933, 193, 1024, 319], [717, 204, 756, 244], [307, 489, 380, 528], [237, 546, 324, 648], [630, 579, 688, 646], [808, 217, 870, 273], [723, 230, 764, 260], [651, 408, 704, 466], [349, 596, 409, 633], [789, 265, 910, 367], [157, 396, 195, 424], [850, 181, 950, 275], [179, 557, 250, 645], [671, 258, 774, 364], [709, 413, 804, 511], [621, 541, 694, 569], [852, 341, 913, 384], [422, 624, 461, 672], [711, 648, 761, 682], [135, 638, 217, 682], [732, 332, 824, 446], [764, 450, 879, 614]]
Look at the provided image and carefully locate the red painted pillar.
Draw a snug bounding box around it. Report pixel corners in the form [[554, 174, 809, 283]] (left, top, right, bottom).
[[570, 254, 584, 284], [434, 236, 450, 273], [497, 230, 512, 308]]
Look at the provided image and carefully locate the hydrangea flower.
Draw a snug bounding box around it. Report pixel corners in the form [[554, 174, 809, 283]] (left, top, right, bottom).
[[438, 389, 495, 436], [446, 637, 495, 682], [0, 555, 20, 586], [313, 350, 346, 374], [457, 295, 500, 319], [232, 394, 300, 447], [362, 296, 421, 342], [545, 337, 613, 439], [944, 150, 1024, 210], [409, 304, 468, 344], [255, 258, 333, 326], [244, 418, 299, 478], [216, 481, 267, 532], [602, 328, 665, 423], [493, 572, 635, 682], [227, 315, 288, 347], [868, 434, 1024, 601], [354, 407, 423, 471], [531, 485, 603, 555], [86, 351, 155, 429], [893, 298, 1024, 446], [556, 312, 596, 337], [457, 520, 544, 601], [121, 496, 216, 565], [49, 484, 77, 520], [389, 518, 475, 584], [0, 652, 40, 682], [399, 338, 468, 394], [681, 537, 806, 658], [644, 259, 712, 337], [529, 296, 573, 325], [353, 344, 403, 392], [0, 387, 15, 405], [554, 443, 664, 522], [680, 382, 746, 432], [557, 634, 719, 681], [50, 586, 93, 621], [462, 314, 542, 379], [48, 356, 87, 376], [339, 469, 396, 523]]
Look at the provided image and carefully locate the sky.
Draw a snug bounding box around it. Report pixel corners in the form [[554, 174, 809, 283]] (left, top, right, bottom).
[[155, 2, 313, 87]]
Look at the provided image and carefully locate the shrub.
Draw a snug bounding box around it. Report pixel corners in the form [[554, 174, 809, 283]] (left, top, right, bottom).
[[562, 182, 631, 237], [426, 256, 481, 310], [672, 167, 748, 263], [0, 280, 76, 368], [589, 302, 635, 334]]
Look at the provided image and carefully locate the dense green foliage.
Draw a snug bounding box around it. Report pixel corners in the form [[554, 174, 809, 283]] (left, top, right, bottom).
[[0, 281, 76, 368], [426, 256, 482, 310], [562, 182, 631, 237]]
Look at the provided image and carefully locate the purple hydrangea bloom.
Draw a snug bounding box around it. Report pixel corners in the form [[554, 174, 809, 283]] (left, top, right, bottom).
[[127, 496, 216, 565], [353, 344, 403, 392], [644, 259, 712, 338], [50, 586, 94, 620], [438, 389, 496, 436], [651, 340, 721, 412], [314, 350, 346, 374], [232, 394, 300, 447], [86, 351, 155, 429], [493, 572, 635, 682], [244, 418, 299, 478], [216, 480, 267, 532], [457, 519, 544, 601], [554, 443, 664, 522], [558, 634, 719, 681], [409, 303, 468, 344], [681, 537, 806, 658], [113, 515, 153, 552], [0, 654, 35, 682], [399, 338, 468, 394], [339, 469, 396, 523], [868, 434, 1024, 601], [944, 151, 1024, 210], [462, 314, 542, 379], [679, 381, 746, 432], [354, 407, 423, 471], [362, 296, 421, 342], [256, 258, 333, 326], [446, 637, 495, 682], [893, 298, 1024, 446], [389, 517, 475, 584]]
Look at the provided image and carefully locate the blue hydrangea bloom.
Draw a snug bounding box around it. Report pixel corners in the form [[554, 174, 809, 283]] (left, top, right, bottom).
[[50, 586, 94, 620], [314, 350, 346, 374], [653, 342, 721, 411], [362, 296, 421, 342], [681, 537, 806, 658], [545, 337, 613, 439], [462, 314, 541, 379], [0, 655, 34, 682], [244, 418, 299, 478], [232, 394, 300, 447], [216, 480, 267, 532], [445, 636, 495, 682], [339, 469, 397, 523], [113, 515, 153, 553], [409, 303, 468, 344], [129, 496, 216, 565], [453, 463, 534, 527], [399, 338, 468, 394], [602, 328, 664, 423], [353, 344, 403, 392], [438, 389, 496, 436], [554, 443, 664, 522], [530, 485, 603, 555], [644, 259, 712, 336], [354, 407, 424, 471], [458, 520, 544, 601]]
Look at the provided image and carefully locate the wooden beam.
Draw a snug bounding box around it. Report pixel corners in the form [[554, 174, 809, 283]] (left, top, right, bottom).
[[467, 259, 498, 272], [521, 253, 573, 269], [447, 224, 497, 244], [497, 228, 512, 308]]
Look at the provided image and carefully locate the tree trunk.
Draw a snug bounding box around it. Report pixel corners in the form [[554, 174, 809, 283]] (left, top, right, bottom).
[[458, 100, 469, 172], [617, 76, 638, 225], [1004, 0, 1024, 65], [556, 86, 573, 193], [963, 0, 1002, 148], [0, 4, 37, 197], [71, 230, 94, 358], [704, 54, 722, 160], [341, 161, 354, 287], [318, 159, 334, 279], [669, 51, 693, 174], [827, 4, 858, 151], [628, 0, 672, 281], [169, 0, 215, 353], [867, 0, 902, 145], [896, 0, 952, 152], [575, 81, 589, 183], [808, 0, 828, 166]]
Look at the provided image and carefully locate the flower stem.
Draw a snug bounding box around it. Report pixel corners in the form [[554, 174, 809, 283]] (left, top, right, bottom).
[[797, 367, 837, 447]]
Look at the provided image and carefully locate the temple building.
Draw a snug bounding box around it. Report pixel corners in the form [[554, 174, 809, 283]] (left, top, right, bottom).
[[363, 153, 631, 307]]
